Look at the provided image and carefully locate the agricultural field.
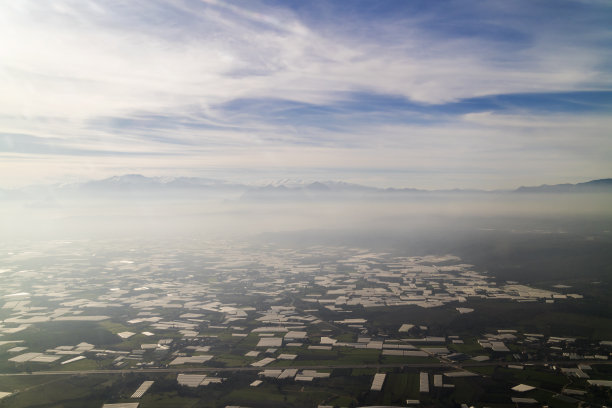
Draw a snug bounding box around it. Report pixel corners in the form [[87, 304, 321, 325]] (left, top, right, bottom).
[[1, 236, 611, 407]]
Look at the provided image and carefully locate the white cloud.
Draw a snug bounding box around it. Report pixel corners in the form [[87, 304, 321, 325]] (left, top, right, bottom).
[[1, 109, 609, 189], [2, 0, 609, 119], [0, 0, 610, 187]]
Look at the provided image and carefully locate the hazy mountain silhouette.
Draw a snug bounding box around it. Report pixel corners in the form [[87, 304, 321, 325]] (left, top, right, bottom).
[[2, 175, 611, 201]]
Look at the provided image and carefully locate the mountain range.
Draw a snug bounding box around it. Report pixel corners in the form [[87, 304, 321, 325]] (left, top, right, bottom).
[[1, 175, 611, 201]]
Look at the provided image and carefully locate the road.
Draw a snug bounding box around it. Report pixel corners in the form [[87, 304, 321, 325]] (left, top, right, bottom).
[[0, 359, 609, 377]]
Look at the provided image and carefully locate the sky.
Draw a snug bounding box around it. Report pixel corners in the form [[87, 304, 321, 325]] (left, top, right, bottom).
[[1, 0, 611, 189]]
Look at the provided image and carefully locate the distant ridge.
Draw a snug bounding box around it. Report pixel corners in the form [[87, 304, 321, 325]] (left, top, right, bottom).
[[515, 178, 612, 193], [2, 175, 611, 200], [78, 174, 240, 190], [242, 178, 612, 197]]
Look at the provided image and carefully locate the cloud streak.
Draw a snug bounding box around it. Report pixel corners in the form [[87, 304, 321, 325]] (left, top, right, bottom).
[[0, 0, 611, 188]]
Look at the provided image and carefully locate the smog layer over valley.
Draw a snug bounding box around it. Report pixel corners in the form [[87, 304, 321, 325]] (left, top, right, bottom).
[[1, 1, 612, 408]]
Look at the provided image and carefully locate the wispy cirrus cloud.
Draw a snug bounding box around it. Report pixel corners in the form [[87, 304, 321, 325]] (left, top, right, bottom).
[[0, 0, 611, 188]]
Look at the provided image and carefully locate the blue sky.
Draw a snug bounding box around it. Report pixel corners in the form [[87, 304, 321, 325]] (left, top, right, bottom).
[[0, 0, 611, 188]]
